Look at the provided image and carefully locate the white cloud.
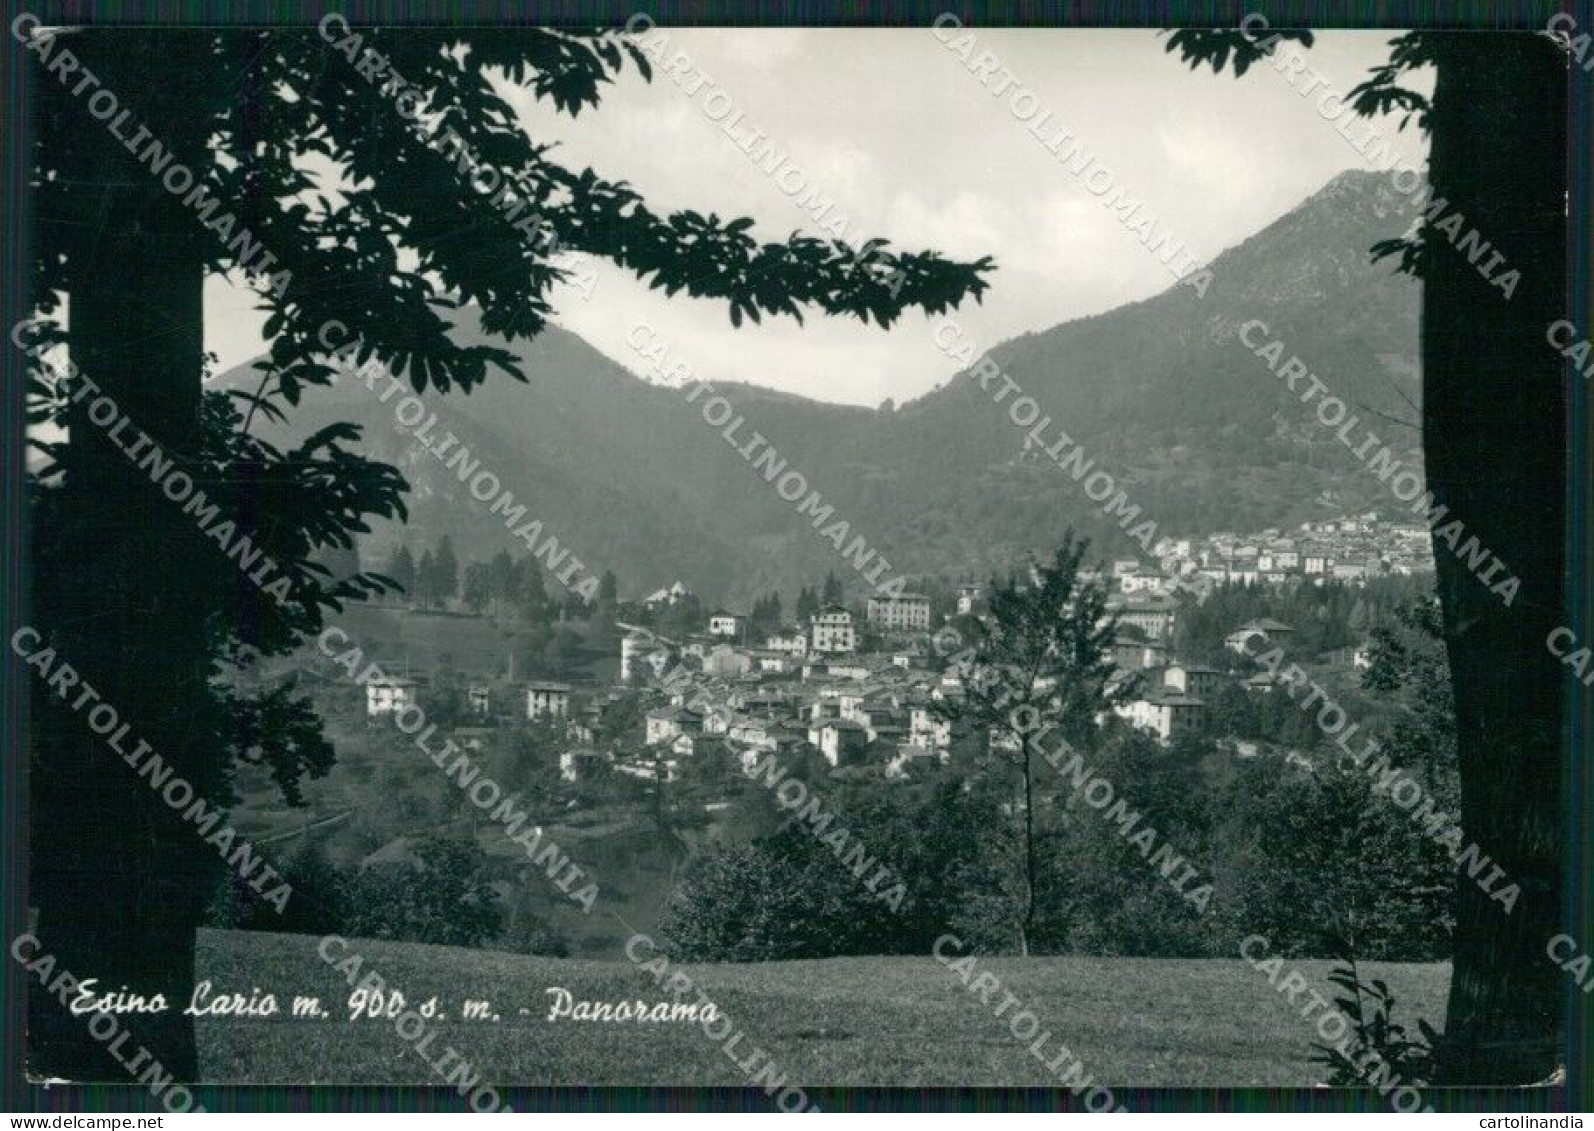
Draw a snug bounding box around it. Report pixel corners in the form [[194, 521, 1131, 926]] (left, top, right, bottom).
[[204, 28, 1431, 404]]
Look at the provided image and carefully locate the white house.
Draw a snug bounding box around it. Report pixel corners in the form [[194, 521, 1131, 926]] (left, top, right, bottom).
[[909, 703, 952, 749], [1118, 689, 1207, 742], [1224, 618, 1295, 654], [559, 746, 604, 782], [824, 658, 871, 681], [525, 681, 572, 721], [808, 717, 868, 766], [707, 610, 745, 638], [765, 629, 808, 655], [366, 676, 418, 717], [643, 581, 693, 609], [810, 606, 856, 654], [1164, 663, 1224, 700], [620, 630, 658, 683], [755, 650, 794, 675], [1120, 572, 1167, 595]]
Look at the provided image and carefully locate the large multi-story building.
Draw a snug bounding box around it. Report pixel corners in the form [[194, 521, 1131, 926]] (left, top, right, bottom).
[[1164, 662, 1225, 700], [866, 592, 931, 632], [810, 606, 857, 654], [765, 629, 808, 655], [1113, 596, 1178, 641]]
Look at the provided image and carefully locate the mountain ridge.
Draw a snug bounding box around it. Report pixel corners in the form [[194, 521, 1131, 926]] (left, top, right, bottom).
[[220, 168, 1423, 604]]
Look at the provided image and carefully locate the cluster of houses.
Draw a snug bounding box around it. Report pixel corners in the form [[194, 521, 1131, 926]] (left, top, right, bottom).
[[1101, 511, 1433, 597], [621, 599, 954, 782], [357, 585, 1326, 790]]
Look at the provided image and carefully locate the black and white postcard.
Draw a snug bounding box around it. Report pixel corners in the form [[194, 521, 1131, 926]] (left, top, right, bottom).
[[4, 7, 1587, 1119]]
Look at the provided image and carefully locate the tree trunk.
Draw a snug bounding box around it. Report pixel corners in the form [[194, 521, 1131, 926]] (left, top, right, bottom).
[[29, 97, 215, 1081], [1020, 746, 1036, 957], [1423, 33, 1566, 1084]]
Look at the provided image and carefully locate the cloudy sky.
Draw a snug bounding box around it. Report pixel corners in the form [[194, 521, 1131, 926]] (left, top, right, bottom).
[[205, 27, 1430, 406]]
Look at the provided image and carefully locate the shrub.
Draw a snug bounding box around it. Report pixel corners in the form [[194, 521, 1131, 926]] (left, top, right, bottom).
[[343, 835, 501, 947]]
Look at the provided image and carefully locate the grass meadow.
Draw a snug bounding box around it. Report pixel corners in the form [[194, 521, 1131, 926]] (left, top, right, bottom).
[[194, 929, 1449, 1087]]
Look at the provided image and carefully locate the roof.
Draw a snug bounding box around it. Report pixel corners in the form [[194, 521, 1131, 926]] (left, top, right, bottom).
[[1146, 689, 1206, 707], [526, 681, 573, 693], [1117, 596, 1175, 613], [647, 706, 703, 723]]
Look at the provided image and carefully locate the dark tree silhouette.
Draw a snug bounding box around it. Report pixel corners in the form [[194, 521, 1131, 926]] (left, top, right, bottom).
[[934, 537, 1127, 954], [386, 543, 417, 600], [1165, 25, 1567, 1084], [415, 547, 439, 608], [433, 535, 460, 606], [19, 23, 991, 1080], [462, 560, 493, 613]]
